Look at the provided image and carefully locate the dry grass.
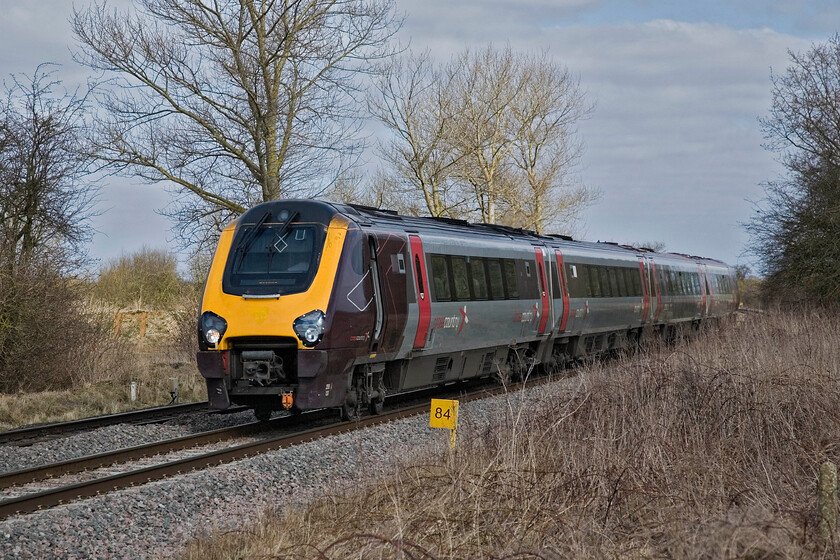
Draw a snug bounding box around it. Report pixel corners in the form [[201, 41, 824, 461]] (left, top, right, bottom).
[[0, 348, 205, 430], [0, 299, 205, 430], [181, 310, 840, 560]]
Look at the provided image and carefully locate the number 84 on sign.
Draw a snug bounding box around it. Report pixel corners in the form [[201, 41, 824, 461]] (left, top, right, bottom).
[[430, 399, 459, 430]]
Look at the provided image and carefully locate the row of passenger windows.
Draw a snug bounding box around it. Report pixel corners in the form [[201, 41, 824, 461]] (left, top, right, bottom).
[[566, 264, 643, 299], [430, 254, 533, 302], [657, 266, 702, 296], [425, 252, 734, 302], [711, 274, 735, 295], [657, 266, 736, 296]]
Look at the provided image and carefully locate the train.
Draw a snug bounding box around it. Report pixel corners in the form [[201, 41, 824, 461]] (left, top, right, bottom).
[[196, 199, 738, 421]]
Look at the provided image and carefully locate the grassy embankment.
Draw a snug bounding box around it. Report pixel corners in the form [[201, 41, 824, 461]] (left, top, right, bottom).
[[182, 310, 840, 559], [0, 305, 205, 430]]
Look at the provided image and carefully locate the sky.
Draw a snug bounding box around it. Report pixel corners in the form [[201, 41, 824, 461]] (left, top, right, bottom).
[[0, 0, 836, 272]]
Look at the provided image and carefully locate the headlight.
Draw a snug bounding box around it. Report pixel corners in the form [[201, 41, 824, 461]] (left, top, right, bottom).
[[293, 310, 325, 347], [200, 311, 228, 346]]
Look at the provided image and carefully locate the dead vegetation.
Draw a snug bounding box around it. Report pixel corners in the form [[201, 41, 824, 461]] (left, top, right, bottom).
[[0, 297, 204, 430], [182, 310, 840, 559]]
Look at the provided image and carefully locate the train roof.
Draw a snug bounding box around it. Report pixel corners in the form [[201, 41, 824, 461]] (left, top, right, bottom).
[[236, 199, 732, 268], [335, 202, 728, 265]]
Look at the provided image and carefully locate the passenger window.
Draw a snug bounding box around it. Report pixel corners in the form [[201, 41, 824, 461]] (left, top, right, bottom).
[[648, 267, 655, 297], [551, 262, 562, 297], [471, 258, 489, 300], [608, 268, 621, 297], [630, 268, 641, 297], [431, 255, 451, 302], [567, 263, 580, 298], [487, 259, 505, 300], [589, 266, 602, 298], [504, 260, 519, 299], [578, 265, 590, 298], [624, 268, 637, 297], [599, 267, 612, 297], [451, 256, 470, 300]]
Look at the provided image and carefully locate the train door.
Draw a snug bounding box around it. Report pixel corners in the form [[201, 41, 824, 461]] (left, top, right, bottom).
[[368, 233, 410, 354], [638, 257, 649, 324], [408, 235, 431, 349], [367, 236, 385, 351], [534, 247, 551, 335], [645, 256, 662, 323], [554, 249, 570, 333], [703, 266, 715, 316], [563, 259, 587, 334]]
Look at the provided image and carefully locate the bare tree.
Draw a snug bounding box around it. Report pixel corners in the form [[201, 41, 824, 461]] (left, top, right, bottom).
[[627, 241, 667, 253], [371, 45, 595, 231], [747, 34, 840, 304], [368, 51, 467, 217], [0, 66, 105, 393], [72, 0, 399, 247], [450, 46, 522, 224], [0, 65, 95, 271], [504, 52, 594, 234], [761, 35, 840, 169]]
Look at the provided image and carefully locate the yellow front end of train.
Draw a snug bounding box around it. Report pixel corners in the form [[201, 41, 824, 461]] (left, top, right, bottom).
[[196, 201, 355, 418], [201, 218, 349, 348]]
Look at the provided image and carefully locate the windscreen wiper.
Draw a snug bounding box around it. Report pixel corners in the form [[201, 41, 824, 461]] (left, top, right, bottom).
[[234, 210, 272, 269]]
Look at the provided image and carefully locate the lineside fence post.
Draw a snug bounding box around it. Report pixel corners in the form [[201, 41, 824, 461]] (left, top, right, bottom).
[[818, 460, 838, 545]]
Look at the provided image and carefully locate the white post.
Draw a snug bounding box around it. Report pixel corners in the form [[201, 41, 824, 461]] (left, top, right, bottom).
[[169, 377, 179, 404]]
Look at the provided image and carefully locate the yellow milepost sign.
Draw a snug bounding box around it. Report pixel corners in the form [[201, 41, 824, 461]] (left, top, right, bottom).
[[430, 398, 459, 450]]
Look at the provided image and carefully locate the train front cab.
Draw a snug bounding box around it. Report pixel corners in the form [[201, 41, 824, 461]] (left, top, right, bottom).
[[196, 200, 378, 418]]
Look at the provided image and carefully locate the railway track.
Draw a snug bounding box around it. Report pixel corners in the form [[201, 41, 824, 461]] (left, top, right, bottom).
[[0, 374, 552, 520], [0, 401, 250, 446]]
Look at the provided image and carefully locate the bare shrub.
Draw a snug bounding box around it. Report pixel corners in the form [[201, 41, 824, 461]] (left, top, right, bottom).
[[183, 310, 840, 559], [94, 247, 182, 310], [0, 257, 111, 392]]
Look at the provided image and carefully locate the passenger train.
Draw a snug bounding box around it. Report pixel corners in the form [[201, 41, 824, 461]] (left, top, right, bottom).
[[196, 199, 738, 420]]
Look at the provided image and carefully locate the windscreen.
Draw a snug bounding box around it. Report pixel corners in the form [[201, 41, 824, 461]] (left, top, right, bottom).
[[223, 220, 326, 296]]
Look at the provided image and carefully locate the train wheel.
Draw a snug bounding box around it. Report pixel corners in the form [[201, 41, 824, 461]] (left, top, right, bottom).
[[340, 399, 360, 421], [340, 383, 361, 421], [254, 406, 273, 422], [368, 397, 384, 415]]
